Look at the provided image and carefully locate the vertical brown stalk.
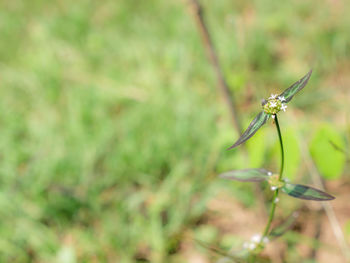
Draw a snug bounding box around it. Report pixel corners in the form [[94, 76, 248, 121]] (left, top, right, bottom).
[[187, 0, 242, 134], [186, 0, 268, 221]]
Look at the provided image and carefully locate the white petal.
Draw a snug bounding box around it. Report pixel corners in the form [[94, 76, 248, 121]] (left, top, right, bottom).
[[278, 96, 286, 102], [251, 234, 261, 243], [249, 243, 256, 250], [281, 104, 288, 112]]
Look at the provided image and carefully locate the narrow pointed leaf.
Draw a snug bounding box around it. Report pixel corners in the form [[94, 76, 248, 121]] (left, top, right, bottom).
[[219, 168, 271, 182], [228, 111, 269, 149], [195, 240, 246, 263], [269, 211, 299, 238], [279, 70, 312, 103], [281, 183, 335, 201]]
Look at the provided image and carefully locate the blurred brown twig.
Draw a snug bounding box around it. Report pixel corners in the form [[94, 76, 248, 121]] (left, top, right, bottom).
[[185, 0, 268, 221], [186, 0, 242, 134]]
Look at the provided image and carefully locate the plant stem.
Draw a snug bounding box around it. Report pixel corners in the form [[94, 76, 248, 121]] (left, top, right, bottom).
[[250, 115, 285, 262], [262, 114, 285, 237], [275, 114, 284, 181]]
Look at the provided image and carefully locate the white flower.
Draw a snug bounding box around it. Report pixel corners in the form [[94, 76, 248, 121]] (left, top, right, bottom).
[[278, 96, 286, 102], [274, 198, 280, 203], [271, 186, 277, 191], [271, 115, 276, 119], [243, 234, 269, 251], [269, 101, 277, 107], [251, 234, 261, 243], [248, 243, 256, 250], [281, 104, 287, 112], [269, 94, 278, 99], [243, 241, 256, 251], [267, 171, 272, 176]]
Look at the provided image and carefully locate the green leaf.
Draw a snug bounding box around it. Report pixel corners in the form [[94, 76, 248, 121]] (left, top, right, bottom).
[[219, 168, 271, 182], [281, 183, 335, 201], [246, 126, 267, 167], [269, 211, 299, 238], [228, 111, 269, 149], [279, 70, 312, 103], [195, 240, 246, 263], [310, 125, 346, 179]]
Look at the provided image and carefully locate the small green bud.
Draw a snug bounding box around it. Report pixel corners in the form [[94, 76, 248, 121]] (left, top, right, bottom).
[[268, 174, 285, 190]]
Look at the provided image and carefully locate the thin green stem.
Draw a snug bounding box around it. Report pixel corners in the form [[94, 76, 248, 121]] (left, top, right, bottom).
[[262, 114, 285, 238], [275, 115, 284, 181], [262, 189, 279, 237], [250, 115, 284, 262]]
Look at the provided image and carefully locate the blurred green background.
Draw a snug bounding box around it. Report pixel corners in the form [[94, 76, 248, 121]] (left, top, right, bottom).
[[1, 0, 350, 262]]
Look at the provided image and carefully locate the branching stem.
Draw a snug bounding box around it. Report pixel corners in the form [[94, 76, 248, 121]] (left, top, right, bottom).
[[262, 115, 285, 240]]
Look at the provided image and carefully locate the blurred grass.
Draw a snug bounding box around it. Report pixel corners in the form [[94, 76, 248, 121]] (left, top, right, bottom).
[[0, 0, 350, 262]]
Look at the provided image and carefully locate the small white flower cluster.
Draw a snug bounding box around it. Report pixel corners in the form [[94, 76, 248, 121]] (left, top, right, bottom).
[[275, 94, 287, 112], [243, 234, 269, 251], [268, 94, 277, 99], [267, 173, 285, 191], [268, 94, 283, 100], [263, 94, 288, 116]]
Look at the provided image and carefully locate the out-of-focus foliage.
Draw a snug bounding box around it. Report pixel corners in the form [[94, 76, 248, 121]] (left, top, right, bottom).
[[0, 0, 349, 262], [310, 124, 346, 179], [282, 129, 301, 180]]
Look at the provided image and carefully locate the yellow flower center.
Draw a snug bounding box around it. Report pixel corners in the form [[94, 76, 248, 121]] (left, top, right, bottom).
[[263, 98, 282, 115]]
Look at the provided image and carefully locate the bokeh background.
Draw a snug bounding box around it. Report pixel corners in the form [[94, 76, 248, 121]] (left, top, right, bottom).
[[1, 0, 350, 262]]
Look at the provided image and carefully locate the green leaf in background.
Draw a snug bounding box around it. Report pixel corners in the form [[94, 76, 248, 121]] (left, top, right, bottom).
[[281, 129, 300, 180], [56, 244, 76, 263], [281, 183, 335, 201], [215, 124, 248, 171], [246, 126, 267, 168], [344, 220, 350, 239], [270, 128, 300, 181], [228, 111, 269, 149], [227, 72, 247, 93], [219, 168, 271, 182], [279, 70, 312, 103], [195, 225, 218, 244], [310, 125, 346, 179]]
